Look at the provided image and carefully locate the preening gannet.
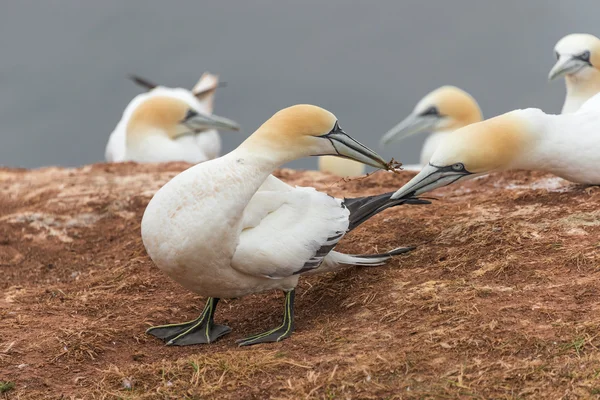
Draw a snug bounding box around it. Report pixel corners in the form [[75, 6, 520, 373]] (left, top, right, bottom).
[[318, 156, 365, 177], [105, 73, 239, 163], [391, 93, 600, 199], [549, 34, 600, 114], [141, 105, 428, 346], [380, 86, 483, 166]]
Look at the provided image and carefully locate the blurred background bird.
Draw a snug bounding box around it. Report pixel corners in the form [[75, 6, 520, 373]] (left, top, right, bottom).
[[380, 86, 482, 169], [105, 73, 240, 163], [549, 33, 600, 114], [317, 156, 365, 177]]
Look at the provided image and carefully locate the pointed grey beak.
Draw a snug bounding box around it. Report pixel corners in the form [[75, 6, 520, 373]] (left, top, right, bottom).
[[548, 56, 589, 81], [323, 130, 389, 170], [380, 114, 441, 146], [390, 163, 472, 199], [183, 109, 241, 132]]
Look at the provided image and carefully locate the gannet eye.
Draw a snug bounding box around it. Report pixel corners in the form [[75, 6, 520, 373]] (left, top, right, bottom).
[[451, 163, 465, 172], [420, 106, 439, 117], [330, 121, 343, 133], [555, 51, 560, 60], [184, 109, 199, 121], [579, 50, 591, 63]]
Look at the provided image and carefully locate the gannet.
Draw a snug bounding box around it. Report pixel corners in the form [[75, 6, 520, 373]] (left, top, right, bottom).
[[318, 156, 365, 177], [105, 73, 239, 163], [391, 93, 600, 199], [141, 104, 428, 346], [549, 34, 600, 114], [380, 86, 483, 166]]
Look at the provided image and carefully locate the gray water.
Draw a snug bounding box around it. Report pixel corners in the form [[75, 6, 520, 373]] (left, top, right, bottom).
[[0, 1, 598, 170]]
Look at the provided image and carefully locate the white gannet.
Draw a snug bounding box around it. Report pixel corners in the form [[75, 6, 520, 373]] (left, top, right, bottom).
[[380, 86, 483, 166], [549, 33, 600, 114], [141, 104, 428, 346], [390, 93, 600, 199], [105, 73, 239, 163], [318, 156, 365, 177]]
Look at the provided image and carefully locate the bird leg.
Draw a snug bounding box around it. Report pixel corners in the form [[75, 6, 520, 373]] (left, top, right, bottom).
[[237, 289, 295, 346], [146, 297, 231, 346]]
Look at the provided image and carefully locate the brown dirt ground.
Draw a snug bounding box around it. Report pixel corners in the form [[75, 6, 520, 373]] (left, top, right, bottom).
[[2, 163, 600, 399]]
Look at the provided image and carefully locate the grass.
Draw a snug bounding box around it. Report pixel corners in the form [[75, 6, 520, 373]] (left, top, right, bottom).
[[0, 382, 14, 393], [565, 337, 587, 357]]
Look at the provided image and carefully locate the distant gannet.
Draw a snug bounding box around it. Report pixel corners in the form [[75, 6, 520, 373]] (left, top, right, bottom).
[[318, 156, 365, 177], [549, 34, 600, 114], [380, 86, 483, 166], [105, 73, 239, 163], [141, 105, 428, 346], [391, 93, 600, 199]]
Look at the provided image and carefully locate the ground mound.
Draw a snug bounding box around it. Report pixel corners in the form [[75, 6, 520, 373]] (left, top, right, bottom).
[[2, 163, 600, 399]]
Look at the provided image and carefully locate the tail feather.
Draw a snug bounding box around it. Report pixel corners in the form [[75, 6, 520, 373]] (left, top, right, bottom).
[[332, 246, 415, 266], [343, 192, 430, 231], [192, 72, 220, 112], [303, 247, 414, 275], [302, 247, 415, 275]]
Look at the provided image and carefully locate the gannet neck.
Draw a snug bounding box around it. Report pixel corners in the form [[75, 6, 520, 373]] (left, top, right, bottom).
[[432, 109, 546, 174], [493, 109, 598, 181], [563, 70, 600, 113], [229, 145, 283, 175], [515, 109, 600, 183], [503, 110, 555, 170], [429, 106, 600, 183], [420, 130, 452, 165]]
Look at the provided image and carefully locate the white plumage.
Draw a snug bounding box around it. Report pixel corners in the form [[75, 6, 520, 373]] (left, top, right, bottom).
[[141, 104, 426, 346]]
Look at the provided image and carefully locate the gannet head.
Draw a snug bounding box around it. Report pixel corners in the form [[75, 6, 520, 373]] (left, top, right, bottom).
[[549, 34, 600, 81], [380, 86, 482, 145], [391, 112, 535, 199], [126, 95, 240, 141], [243, 104, 389, 169]]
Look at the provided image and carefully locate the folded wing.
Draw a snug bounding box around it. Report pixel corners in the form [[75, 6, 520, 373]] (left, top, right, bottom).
[[231, 177, 350, 279]]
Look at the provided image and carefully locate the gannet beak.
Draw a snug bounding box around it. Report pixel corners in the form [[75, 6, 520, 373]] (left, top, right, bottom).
[[548, 56, 588, 80], [322, 130, 389, 169], [380, 114, 440, 146], [390, 163, 472, 199], [183, 110, 241, 132]]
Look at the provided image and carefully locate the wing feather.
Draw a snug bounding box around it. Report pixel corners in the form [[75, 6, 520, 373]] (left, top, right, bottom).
[[231, 180, 349, 279]]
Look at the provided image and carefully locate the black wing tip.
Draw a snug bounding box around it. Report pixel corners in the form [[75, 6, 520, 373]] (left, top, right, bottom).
[[402, 198, 431, 205], [356, 246, 416, 259], [193, 81, 228, 99], [128, 74, 158, 90], [387, 246, 416, 256]]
